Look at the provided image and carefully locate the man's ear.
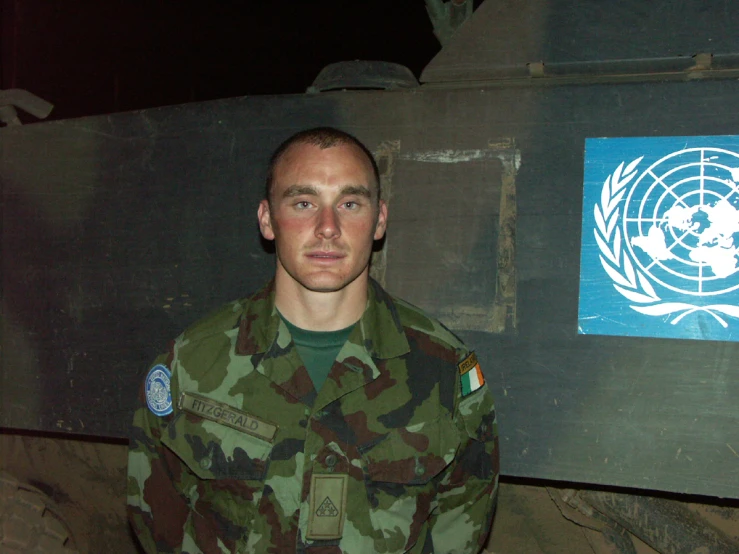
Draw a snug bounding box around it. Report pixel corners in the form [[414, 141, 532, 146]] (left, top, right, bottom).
[[374, 200, 388, 240], [258, 200, 275, 240]]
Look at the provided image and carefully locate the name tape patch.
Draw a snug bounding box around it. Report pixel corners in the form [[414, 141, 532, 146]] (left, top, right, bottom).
[[178, 392, 278, 443], [458, 352, 485, 397], [145, 364, 173, 416]]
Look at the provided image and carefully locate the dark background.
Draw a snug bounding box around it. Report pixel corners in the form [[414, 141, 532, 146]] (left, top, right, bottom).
[[0, 0, 466, 122]]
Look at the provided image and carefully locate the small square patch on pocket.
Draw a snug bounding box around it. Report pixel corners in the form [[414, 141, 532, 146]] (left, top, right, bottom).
[[306, 474, 348, 540]]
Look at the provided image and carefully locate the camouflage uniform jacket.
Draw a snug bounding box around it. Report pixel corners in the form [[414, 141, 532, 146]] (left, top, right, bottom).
[[128, 279, 499, 554]]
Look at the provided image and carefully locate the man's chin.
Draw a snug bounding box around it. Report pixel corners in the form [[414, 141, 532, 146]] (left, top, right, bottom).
[[301, 279, 350, 293], [298, 272, 364, 294]]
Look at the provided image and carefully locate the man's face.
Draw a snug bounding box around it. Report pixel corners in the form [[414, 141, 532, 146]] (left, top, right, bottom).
[[258, 142, 387, 294]]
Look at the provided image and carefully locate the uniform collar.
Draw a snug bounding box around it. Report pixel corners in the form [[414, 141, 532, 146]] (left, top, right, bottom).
[[235, 278, 410, 360], [356, 278, 410, 359]]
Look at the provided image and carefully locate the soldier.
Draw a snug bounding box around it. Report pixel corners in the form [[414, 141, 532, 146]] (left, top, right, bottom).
[[127, 127, 499, 553]]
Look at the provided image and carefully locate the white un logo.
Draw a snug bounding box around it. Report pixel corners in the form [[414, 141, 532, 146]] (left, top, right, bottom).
[[595, 147, 739, 328]]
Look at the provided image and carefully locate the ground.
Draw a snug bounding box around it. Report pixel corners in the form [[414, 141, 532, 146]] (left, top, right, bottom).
[[1, 433, 737, 553]]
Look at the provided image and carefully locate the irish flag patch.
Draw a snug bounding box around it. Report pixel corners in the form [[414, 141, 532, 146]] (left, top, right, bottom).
[[459, 352, 485, 397]]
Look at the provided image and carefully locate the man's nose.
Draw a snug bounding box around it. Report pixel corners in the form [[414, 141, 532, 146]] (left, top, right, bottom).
[[315, 206, 340, 239]]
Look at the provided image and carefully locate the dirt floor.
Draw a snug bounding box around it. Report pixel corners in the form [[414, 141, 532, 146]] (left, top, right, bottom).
[[1, 433, 738, 553], [0, 433, 135, 553], [485, 482, 660, 554]]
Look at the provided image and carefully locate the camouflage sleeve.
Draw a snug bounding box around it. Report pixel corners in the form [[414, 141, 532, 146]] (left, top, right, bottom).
[[127, 356, 193, 554], [427, 354, 500, 553]]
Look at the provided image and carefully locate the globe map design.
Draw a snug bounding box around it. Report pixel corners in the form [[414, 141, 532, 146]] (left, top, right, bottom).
[[623, 148, 739, 297], [151, 381, 168, 404]]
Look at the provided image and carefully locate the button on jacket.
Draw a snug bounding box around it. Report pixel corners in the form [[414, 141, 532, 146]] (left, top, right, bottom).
[[128, 279, 499, 553]]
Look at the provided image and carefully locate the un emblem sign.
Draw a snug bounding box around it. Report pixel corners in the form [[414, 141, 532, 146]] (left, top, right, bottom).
[[579, 136, 739, 341]]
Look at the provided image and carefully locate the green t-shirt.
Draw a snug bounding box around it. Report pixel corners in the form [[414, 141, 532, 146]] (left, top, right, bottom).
[[281, 315, 355, 392]]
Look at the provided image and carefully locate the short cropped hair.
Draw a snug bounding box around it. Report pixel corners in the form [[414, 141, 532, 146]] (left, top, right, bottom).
[[265, 127, 381, 203]]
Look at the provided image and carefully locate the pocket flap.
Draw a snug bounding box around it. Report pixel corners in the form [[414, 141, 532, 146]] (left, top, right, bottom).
[[362, 417, 460, 485], [162, 408, 273, 481]]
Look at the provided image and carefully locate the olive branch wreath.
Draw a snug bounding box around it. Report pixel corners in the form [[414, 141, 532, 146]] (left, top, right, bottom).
[[594, 157, 739, 328]]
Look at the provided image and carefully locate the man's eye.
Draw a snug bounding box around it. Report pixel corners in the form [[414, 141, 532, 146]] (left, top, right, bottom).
[[295, 201, 311, 209], [343, 201, 358, 209]]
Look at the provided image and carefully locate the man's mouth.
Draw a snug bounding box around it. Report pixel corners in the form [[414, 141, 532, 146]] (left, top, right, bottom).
[[306, 251, 345, 260]]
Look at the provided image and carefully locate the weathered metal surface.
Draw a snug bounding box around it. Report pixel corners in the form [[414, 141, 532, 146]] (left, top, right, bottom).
[[490, 139, 518, 334], [421, 0, 739, 84], [379, 140, 510, 332], [3, 76, 739, 499]]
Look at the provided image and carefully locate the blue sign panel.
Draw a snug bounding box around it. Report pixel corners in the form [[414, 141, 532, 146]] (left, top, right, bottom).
[[579, 136, 739, 341]]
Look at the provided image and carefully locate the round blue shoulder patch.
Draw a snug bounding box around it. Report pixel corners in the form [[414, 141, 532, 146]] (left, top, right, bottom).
[[145, 364, 173, 416]]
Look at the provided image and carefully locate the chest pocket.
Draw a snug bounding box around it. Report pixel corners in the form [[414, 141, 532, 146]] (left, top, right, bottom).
[[162, 407, 274, 481], [359, 416, 461, 552], [361, 415, 460, 484], [160, 397, 276, 554]]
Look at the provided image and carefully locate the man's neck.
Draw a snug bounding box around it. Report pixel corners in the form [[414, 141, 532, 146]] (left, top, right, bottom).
[[273, 272, 369, 331]]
